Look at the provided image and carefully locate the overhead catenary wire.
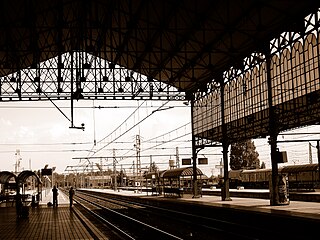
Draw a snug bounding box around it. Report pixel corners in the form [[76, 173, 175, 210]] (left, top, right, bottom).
[[114, 123, 192, 159], [86, 100, 147, 158], [90, 101, 170, 157], [96, 100, 147, 145]]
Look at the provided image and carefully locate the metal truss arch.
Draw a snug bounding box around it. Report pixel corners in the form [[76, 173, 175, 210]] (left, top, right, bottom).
[[0, 51, 185, 102]]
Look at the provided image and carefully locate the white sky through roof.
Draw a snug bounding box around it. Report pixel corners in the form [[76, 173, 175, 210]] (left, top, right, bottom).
[[0, 100, 319, 176]]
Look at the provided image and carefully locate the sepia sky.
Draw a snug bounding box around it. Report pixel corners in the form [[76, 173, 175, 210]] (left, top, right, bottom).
[[0, 99, 319, 177]]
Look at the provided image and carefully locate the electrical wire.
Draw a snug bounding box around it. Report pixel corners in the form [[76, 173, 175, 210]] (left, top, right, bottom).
[[0, 142, 92, 146], [90, 101, 170, 156], [96, 100, 146, 145], [144, 122, 190, 142], [86, 100, 147, 158]]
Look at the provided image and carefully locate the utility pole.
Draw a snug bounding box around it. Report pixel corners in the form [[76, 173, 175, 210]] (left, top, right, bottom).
[[135, 135, 141, 191], [15, 149, 22, 174], [215, 159, 224, 177], [113, 149, 117, 191], [309, 142, 313, 164], [176, 147, 180, 168]]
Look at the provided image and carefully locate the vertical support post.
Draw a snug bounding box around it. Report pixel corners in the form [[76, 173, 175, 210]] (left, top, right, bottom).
[[113, 149, 117, 191], [70, 51, 74, 128], [221, 142, 231, 200], [191, 96, 200, 198], [317, 141, 320, 184], [265, 50, 281, 206], [269, 134, 279, 205], [220, 79, 231, 201]]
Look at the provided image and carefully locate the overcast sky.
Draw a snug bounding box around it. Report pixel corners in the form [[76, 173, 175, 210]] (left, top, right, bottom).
[[0, 99, 319, 177]]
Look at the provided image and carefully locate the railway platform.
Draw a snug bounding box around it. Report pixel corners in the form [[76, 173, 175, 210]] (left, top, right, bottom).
[[1, 188, 319, 239], [0, 189, 108, 240], [87, 188, 320, 221]]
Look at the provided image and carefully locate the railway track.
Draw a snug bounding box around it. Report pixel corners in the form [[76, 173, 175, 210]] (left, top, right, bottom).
[[70, 189, 295, 240], [73, 191, 183, 239]]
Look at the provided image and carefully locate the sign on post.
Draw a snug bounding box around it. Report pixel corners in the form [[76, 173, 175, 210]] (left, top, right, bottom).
[[41, 168, 52, 176], [182, 158, 191, 165]]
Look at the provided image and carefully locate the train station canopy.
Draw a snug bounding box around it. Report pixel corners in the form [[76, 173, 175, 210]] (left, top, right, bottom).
[[17, 170, 41, 185], [161, 167, 204, 178], [145, 167, 204, 179], [0, 0, 318, 92], [0, 171, 16, 184], [0, 171, 41, 187], [144, 170, 166, 179]]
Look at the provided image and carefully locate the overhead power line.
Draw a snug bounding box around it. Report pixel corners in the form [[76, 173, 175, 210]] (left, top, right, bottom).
[[90, 101, 170, 156], [0, 142, 92, 146]]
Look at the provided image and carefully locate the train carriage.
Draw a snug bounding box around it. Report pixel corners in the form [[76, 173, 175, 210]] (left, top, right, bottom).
[[228, 163, 319, 191], [240, 169, 272, 189], [281, 163, 319, 191]]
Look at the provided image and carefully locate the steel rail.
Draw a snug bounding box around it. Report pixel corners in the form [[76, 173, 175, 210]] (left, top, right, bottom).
[[74, 191, 183, 240]]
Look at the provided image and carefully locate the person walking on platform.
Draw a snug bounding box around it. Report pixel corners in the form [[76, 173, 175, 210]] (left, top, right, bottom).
[[52, 185, 58, 207], [69, 187, 75, 207]]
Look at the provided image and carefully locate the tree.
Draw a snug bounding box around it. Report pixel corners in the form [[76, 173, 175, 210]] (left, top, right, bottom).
[[260, 161, 266, 169], [229, 139, 260, 170]]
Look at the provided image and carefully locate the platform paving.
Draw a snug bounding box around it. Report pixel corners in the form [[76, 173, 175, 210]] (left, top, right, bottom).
[[2, 187, 319, 239], [0, 189, 106, 240]]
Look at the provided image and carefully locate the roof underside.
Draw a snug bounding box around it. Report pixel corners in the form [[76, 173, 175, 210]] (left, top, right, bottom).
[[0, 0, 318, 92]]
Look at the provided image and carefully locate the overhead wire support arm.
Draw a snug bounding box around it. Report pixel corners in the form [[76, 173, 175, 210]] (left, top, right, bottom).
[[69, 51, 85, 131], [42, 91, 85, 131]]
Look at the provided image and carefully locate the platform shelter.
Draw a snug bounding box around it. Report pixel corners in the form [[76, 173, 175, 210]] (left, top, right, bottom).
[[145, 167, 205, 197]]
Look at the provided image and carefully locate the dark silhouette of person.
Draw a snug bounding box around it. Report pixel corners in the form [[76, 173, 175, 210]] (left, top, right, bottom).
[[52, 185, 58, 207], [69, 187, 75, 207], [16, 192, 23, 218]]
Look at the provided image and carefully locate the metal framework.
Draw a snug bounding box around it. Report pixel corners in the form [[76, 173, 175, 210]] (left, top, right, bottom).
[[194, 10, 320, 146], [0, 0, 319, 205], [0, 51, 184, 101], [0, 0, 318, 102]]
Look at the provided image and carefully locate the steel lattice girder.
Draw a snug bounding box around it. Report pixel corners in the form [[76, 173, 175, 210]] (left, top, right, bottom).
[[0, 52, 185, 101], [0, 0, 318, 100]]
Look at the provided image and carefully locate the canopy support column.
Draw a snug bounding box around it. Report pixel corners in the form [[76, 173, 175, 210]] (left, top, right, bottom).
[[191, 95, 201, 198], [220, 77, 231, 201]]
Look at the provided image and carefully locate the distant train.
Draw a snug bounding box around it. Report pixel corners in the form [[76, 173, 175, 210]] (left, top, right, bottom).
[[228, 163, 320, 191]]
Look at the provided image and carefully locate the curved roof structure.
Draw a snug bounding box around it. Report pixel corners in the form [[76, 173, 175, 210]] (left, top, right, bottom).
[[144, 170, 166, 179], [161, 167, 204, 178], [17, 170, 41, 184], [0, 0, 318, 92], [0, 171, 16, 184]]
